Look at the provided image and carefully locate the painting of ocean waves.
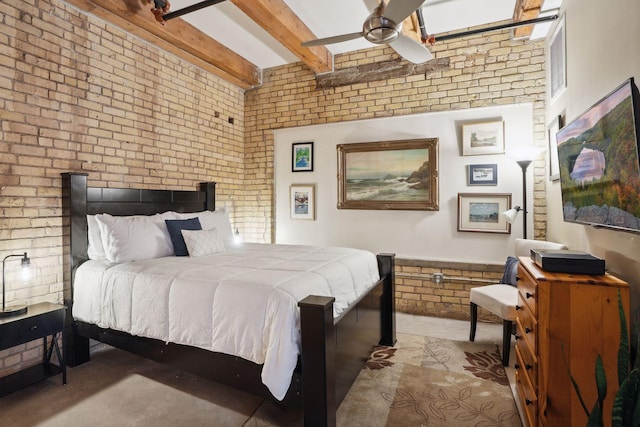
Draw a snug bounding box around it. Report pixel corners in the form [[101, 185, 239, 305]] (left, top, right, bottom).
[[337, 139, 439, 211], [346, 177, 428, 201]]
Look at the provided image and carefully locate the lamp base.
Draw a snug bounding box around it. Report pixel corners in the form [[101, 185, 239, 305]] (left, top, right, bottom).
[[0, 304, 27, 318]]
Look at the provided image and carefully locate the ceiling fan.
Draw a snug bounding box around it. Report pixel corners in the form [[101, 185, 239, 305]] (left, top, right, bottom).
[[301, 0, 433, 64]]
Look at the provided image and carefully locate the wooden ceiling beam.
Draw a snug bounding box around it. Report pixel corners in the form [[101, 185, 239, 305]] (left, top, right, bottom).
[[64, 0, 261, 89], [512, 0, 543, 38], [316, 57, 449, 89], [401, 13, 422, 43], [229, 0, 333, 74]]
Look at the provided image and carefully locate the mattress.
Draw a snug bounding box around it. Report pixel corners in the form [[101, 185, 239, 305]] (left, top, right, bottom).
[[72, 243, 380, 400]]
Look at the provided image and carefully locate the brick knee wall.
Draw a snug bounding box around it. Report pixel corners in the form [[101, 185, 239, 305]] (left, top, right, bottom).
[[396, 258, 506, 324]]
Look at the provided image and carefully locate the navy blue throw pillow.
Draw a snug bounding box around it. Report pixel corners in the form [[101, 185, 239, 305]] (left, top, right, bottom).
[[165, 218, 202, 256], [501, 256, 519, 286]]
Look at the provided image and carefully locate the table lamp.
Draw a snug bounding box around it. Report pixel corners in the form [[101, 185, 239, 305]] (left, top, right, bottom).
[[1, 252, 33, 317]]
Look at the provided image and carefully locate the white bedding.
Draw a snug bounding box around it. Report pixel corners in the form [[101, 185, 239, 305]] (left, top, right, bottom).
[[72, 243, 380, 400]]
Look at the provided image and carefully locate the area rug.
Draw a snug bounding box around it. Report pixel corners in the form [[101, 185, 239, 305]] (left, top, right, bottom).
[[251, 333, 521, 426], [334, 333, 521, 426]]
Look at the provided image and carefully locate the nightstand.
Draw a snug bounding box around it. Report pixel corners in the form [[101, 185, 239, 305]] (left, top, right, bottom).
[[0, 302, 67, 397]]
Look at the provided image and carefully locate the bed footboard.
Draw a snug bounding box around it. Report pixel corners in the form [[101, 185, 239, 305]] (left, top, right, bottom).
[[298, 253, 395, 427]]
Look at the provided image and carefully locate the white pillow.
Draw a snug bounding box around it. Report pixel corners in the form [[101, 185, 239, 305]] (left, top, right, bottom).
[[181, 228, 226, 257], [196, 210, 234, 245], [94, 213, 174, 262], [87, 215, 107, 260], [169, 209, 234, 245]]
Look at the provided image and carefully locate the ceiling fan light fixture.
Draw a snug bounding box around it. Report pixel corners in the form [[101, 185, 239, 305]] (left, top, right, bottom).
[[363, 16, 401, 44]]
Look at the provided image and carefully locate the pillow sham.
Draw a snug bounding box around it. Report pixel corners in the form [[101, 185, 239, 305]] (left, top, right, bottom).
[[165, 218, 202, 256], [169, 209, 234, 245], [181, 228, 226, 257], [95, 213, 174, 262], [87, 214, 107, 260]]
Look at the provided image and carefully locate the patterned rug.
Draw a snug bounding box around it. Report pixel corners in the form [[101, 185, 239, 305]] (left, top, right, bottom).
[[335, 333, 521, 427]]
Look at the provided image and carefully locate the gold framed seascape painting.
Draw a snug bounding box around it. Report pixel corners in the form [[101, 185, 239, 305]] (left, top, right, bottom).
[[337, 138, 438, 211]]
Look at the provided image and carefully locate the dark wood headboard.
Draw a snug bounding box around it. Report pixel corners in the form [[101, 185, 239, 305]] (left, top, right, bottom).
[[61, 172, 216, 303]]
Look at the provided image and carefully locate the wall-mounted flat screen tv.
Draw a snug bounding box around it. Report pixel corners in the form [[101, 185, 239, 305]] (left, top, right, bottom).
[[556, 77, 640, 233]]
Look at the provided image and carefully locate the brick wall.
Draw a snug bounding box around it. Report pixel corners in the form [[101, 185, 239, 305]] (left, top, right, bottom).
[[0, 0, 245, 377], [396, 258, 504, 322]]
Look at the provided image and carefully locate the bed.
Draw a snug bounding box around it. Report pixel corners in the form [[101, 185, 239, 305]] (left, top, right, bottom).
[[61, 172, 396, 427]]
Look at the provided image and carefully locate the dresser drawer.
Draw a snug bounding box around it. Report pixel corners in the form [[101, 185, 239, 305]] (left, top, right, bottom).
[[517, 264, 537, 315], [515, 344, 538, 392], [516, 301, 537, 356], [515, 369, 538, 427], [0, 309, 64, 350]]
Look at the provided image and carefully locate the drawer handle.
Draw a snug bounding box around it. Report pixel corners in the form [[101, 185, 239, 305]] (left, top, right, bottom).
[[525, 399, 533, 406], [517, 363, 533, 370], [525, 327, 533, 334], [515, 305, 521, 311], [30, 325, 38, 331], [515, 334, 521, 340], [526, 292, 534, 299], [515, 276, 521, 282]]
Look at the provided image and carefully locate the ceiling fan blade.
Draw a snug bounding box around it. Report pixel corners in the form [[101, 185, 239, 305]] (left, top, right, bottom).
[[301, 32, 365, 47], [384, 0, 425, 24], [362, 0, 380, 13], [388, 35, 433, 64]]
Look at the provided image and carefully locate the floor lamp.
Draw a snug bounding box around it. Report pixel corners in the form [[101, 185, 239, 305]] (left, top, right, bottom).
[[502, 148, 545, 239]]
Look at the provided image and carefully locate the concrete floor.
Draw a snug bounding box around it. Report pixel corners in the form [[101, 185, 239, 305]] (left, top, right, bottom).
[[0, 314, 509, 426]]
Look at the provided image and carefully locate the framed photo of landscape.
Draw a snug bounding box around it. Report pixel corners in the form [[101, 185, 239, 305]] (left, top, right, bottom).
[[292, 142, 313, 172], [467, 164, 498, 186], [290, 184, 315, 220], [337, 138, 439, 211], [462, 121, 505, 156], [457, 193, 511, 233], [549, 16, 567, 99]]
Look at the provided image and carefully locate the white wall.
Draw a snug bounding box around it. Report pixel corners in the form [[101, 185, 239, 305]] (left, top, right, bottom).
[[545, 0, 640, 308], [274, 104, 535, 264]]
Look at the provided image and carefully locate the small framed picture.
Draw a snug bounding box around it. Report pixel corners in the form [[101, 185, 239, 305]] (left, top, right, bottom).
[[290, 184, 315, 220], [462, 121, 505, 156], [467, 164, 498, 186], [457, 193, 511, 234], [292, 142, 313, 172], [547, 115, 564, 181]]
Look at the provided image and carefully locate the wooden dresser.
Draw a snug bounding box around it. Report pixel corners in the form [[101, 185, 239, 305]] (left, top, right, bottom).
[[512, 257, 630, 427]]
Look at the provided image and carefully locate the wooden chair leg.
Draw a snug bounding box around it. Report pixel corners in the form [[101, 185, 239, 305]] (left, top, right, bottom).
[[469, 302, 478, 341], [502, 320, 513, 366]]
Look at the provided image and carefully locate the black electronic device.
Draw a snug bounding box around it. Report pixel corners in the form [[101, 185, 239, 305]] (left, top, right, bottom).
[[530, 249, 606, 275]]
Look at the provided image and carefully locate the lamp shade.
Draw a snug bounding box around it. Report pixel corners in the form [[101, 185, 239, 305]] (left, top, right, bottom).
[[501, 206, 522, 224], [506, 147, 546, 163]]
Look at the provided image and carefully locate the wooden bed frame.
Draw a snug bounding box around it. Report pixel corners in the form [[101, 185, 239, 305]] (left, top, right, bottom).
[[61, 172, 396, 427]]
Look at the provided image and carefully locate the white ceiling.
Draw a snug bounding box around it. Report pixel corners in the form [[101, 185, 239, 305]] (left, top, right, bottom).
[[167, 0, 555, 70]]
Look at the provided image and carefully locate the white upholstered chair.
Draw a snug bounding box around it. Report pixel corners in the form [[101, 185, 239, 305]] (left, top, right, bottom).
[[469, 238, 567, 366]]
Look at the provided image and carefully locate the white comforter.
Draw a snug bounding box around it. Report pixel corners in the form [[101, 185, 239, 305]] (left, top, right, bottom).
[[72, 243, 380, 400]]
